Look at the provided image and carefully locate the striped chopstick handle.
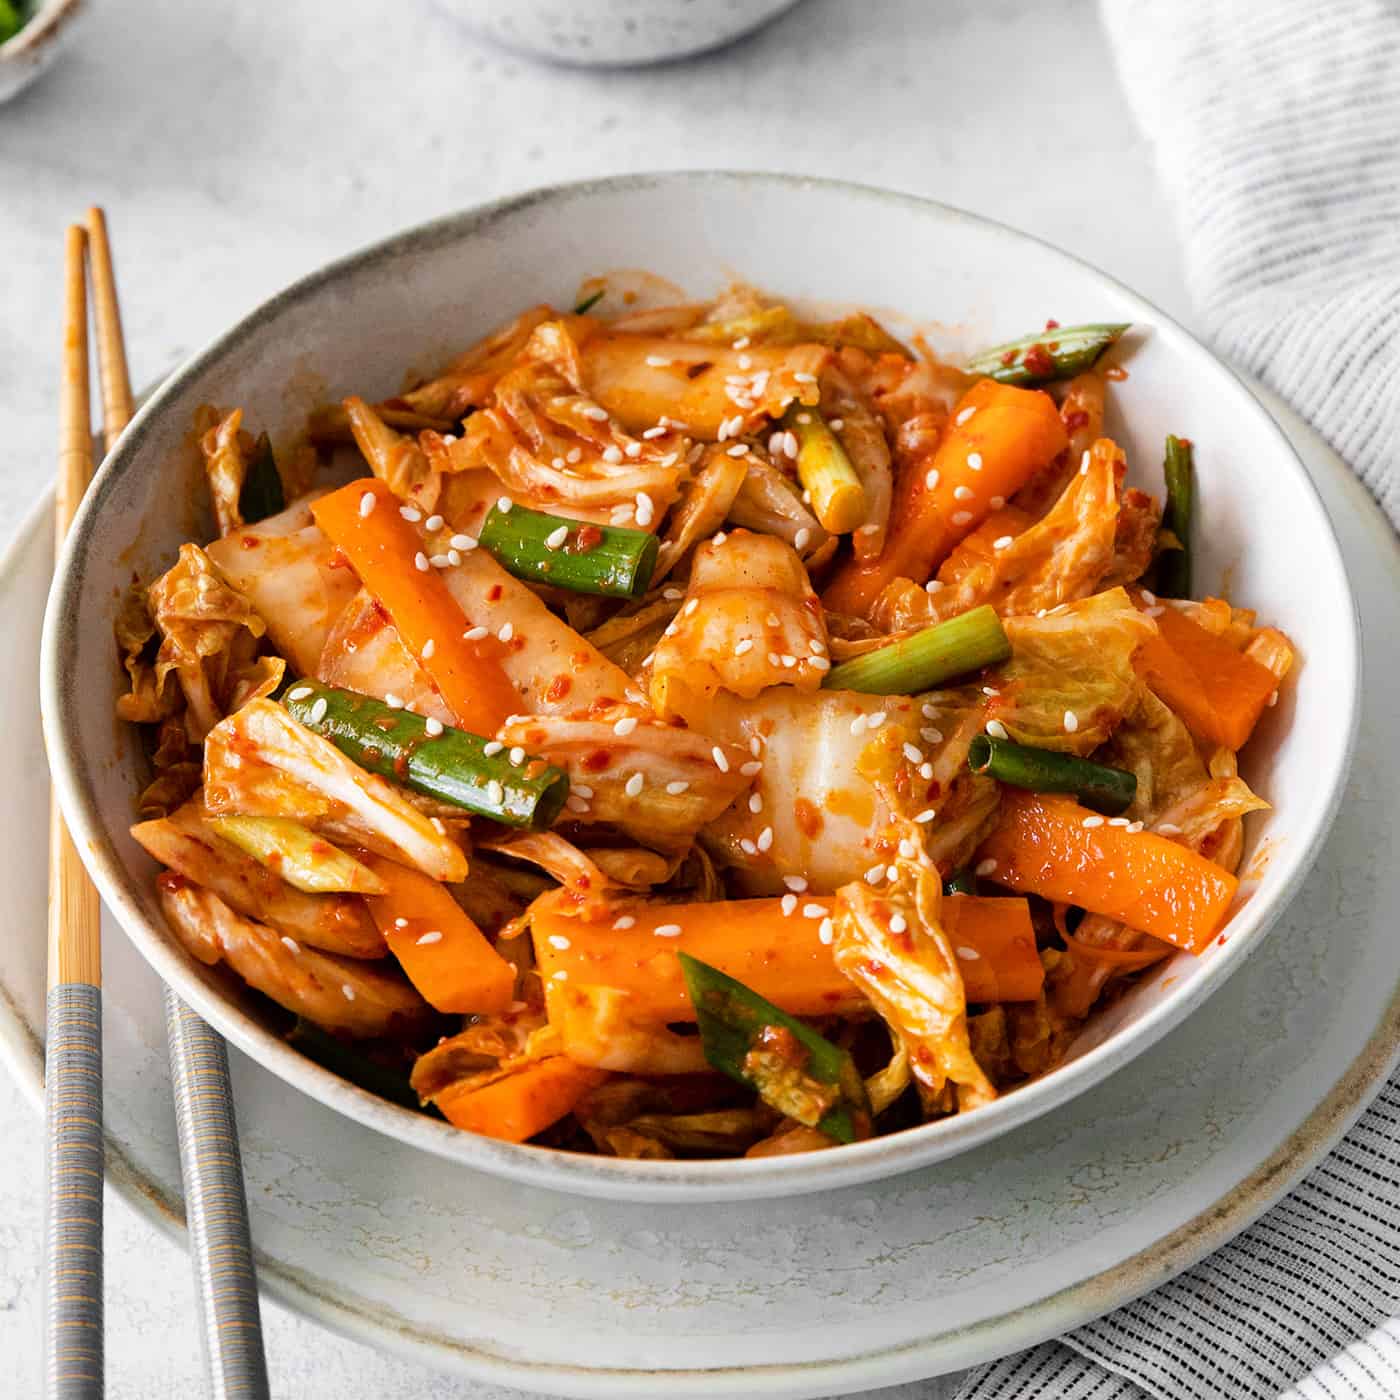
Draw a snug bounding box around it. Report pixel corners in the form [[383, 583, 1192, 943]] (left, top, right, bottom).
[[44, 982, 104, 1399], [164, 989, 270, 1400]]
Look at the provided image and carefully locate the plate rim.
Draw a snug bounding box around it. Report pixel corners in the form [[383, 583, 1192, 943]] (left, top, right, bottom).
[[9, 393, 1400, 1394], [35, 170, 1364, 1203]]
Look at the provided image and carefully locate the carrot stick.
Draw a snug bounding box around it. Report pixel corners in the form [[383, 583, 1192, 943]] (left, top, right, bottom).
[[312, 479, 518, 735], [435, 1056, 608, 1142], [360, 853, 515, 1015], [977, 792, 1238, 953], [1135, 602, 1279, 751], [823, 379, 1067, 616], [531, 892, 1043, 1017]]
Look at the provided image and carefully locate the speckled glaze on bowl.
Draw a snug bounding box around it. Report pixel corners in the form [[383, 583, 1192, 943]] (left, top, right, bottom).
[[41, 173, 1359, 1203], [434, 0, 803, 68]]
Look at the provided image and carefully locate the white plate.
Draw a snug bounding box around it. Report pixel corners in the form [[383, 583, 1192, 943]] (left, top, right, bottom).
[[8, 395, 1398, 1396]]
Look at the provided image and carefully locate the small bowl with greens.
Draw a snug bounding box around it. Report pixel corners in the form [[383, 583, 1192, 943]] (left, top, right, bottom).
[[0, 0, 83, 104]]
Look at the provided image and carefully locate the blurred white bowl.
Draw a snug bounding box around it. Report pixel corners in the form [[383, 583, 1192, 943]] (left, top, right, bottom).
[[435, 0, 803, 67], [0, 0, 82, 104]]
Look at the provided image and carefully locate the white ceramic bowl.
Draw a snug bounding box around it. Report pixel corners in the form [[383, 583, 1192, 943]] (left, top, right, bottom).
[[433, 0, 803, 67], [0, 0, 83, 104], [42, 173, 1359, 1202]]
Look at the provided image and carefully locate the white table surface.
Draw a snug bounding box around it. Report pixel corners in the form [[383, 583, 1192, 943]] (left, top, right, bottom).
[[0, 1, 1190, 1394]]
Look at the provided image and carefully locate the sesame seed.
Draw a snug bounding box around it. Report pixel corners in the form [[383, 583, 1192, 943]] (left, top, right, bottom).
[[713, 531, 728, 545], [1080, 451, 1091, 475], [400, 505, 422, 522], [925, 468, 941, 490], [287, 685, 313, 701], [425, 514, 444, 532], [956, 406, 977, 426], [967, 452, 983, 471], [582, 405, 609, 422], [450, 533, 476, 550], [383, 693, 403, 710], [818, 918, 834, 945], [1127, 820, 1145, 833], [780, 654, 797, 669], [712, 746, 730, 772], [782, 430, 799, 458], [683, 597, 699, 617], [1108, 817, 1130, 827], [889, 913, 908, 934], [612, 717, 639, 738], [414, 551, 430, 572], [794, 371, 817, 384], [781, 894, 798, 916], [1063, 710, 1079, 733], [613, 915, 636, 930], [733, 336, 751, 350], [740, 838, 757, 855], [918, 762, 934, 780], [956, 946, 980, 961], [447, 550, 462, 566], [545, 525, 569, 549], [767, 431, 785, 456], [625, 441, 642, 459], [567, 447, 583, 463], [749, 736, 764, 755], [394, 918, 409, 928], [574, 784, 594, 799], [1157, 823, 1182, 836], [810, 657, 831, 671], [643, 425, 667, 439], [359, 491, 376, 518], [756, 826, 774, 852], [417, 930, 444, 946], [739, 760, 763, 776], [993, 535, 1014, 550], [898, 838, 917, 858], [783, 875, 809, 893], [497, 496, 514, 512], [850, 714, 869, 736], [886, 864, 900, 881], [508, 746, 526, 766], [602, 445, 624, 464], [982, 686, 1000, 698], [464, 625, 489, 641], [802, 903, 825, 919], [914, 808, 936, 823], [425, 717, 444, 737], [645, 354, 672, 367], [483, 740, 504, 756], [281, 936, 300, 955], [565, 795, 590, 814], [951, 510, 973, 526], [733, 639, 755, 658], [794, 527, 812, 551], [429, 553, 452, 568], [624, 772, 645, 797], [1267, 690, 1279, 707], [486, 780, 504, 805], [727, 443, 750, 457], [975, 858, 999, 877], [552, 970, 568, 982], [547, 934, 571, 950], [553, 457, 565, 469], [986, 720, 1009, 740], [953, 485, 974, 501], [748, 792, 763, 814], [921, 703, 940, 718], [925, 579, 945, 594], [903, 743, 924, 763], [341, 983, 357, 1001], [866, 711, 887, 729], [1140, 589, 1158, 606], [921, 727, 944, 744], [865, 863, 886, 884], [1081, 815, 1105, 829]]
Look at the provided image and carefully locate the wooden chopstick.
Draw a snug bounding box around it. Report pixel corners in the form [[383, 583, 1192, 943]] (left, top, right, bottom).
[[45, 222, 106, 1400], [82, 208, 271, 1400]]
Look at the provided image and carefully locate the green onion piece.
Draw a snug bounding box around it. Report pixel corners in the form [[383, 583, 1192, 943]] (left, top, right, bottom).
[[0, 0, 27, 43], [573, 289, 605, 315], [965, 322, 1131, 386], [944, 868, 979, 897], [205, 815, 386, 895], [477, 502, 658, 598], [783, 406, 866, 534], [238, 431, 285, 524], [287, 1019, 422, 1110], [1155, 434, 1194, 598], [283, 680, 569, 829], [822, 604, 1011, 695], [678, 953, 871, 1144], [968, 734, 1137, 816]]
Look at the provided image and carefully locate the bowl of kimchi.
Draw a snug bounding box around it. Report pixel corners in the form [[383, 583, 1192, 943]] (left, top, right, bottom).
[[41, 173, 1358, 1201]]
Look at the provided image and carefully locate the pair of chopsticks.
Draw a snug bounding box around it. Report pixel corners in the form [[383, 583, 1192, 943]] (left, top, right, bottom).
[[46, 212, 271, 1399]]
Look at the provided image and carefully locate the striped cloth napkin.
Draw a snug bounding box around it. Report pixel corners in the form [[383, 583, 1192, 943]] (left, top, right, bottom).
[[958, 3, 1400, 1396]]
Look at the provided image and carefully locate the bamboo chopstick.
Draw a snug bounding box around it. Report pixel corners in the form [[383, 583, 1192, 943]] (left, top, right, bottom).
[[45, 223, 105, 1400], [82, 207, 271, 1400]]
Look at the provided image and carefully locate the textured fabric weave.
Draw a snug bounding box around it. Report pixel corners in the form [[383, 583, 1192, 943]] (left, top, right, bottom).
[[958, 3, 1400, 1396]]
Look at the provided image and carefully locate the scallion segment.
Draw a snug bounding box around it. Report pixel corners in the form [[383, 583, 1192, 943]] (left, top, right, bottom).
[[822, 604, 1010, 694], [287, 1019, 422, 1110], [1156, 435, 1194, 598], [477, 503, 658, 598], [966, 322, 1130, 387], [678, 953, 871, 1144], [205, 815, 387, 895], [783, 405, 866, 534], [283, 680, 569, 829], [968, 734, 1137, 816], [238, 431, 285, 524]]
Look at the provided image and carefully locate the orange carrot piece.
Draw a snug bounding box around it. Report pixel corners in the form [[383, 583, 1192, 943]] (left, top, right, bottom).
[[360, 853, 514, 1015], [312, 479, 518, 735], [824, 379, 1067, 616], [977, 792, 1238, 953], [435, 1056, 608, 1143], [1135, 602, 1279, 751], [531, 893, 1042, 1017]]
